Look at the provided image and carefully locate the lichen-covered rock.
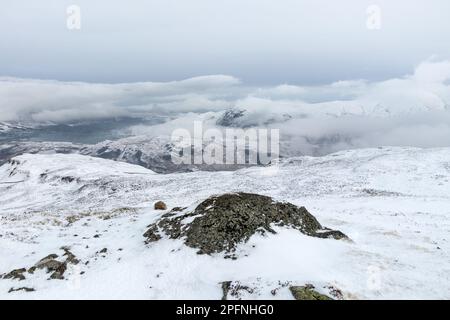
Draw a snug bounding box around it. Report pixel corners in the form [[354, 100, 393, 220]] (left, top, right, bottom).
[[144, 193, 348, 256], [289, 284, 333, 300]]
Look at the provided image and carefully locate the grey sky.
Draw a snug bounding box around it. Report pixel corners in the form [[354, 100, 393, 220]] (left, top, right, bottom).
[[1, 0, 449, 84]]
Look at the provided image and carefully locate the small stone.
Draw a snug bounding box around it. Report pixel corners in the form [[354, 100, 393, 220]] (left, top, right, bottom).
[[154, 201, 167, 210]]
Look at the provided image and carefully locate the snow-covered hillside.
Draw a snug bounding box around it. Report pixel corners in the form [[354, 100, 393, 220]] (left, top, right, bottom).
[[0, 147, 449, 299], [0, 121, 32, 133]]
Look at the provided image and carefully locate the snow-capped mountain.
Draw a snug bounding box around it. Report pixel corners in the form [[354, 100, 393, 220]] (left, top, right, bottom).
[[1, 147, 449, 299]]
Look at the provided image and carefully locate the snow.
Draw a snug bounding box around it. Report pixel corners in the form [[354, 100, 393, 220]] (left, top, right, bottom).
[[0, 147, 450, 299]]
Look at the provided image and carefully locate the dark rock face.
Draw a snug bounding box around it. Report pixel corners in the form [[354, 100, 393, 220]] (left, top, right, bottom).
[[216, 109, 246, 127], [144, 193, 348, 256]]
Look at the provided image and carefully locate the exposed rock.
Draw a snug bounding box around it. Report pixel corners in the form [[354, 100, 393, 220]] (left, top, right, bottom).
[[171, 206, 186, 212], [325, 285, 344, 300], [154, 201, 167, 210], [220, 280, 341, 300], [62, 248, 80, 265], [221, 281, 232, 300], [60, 176, 78, 183], [270, 281, 291, 296], [220, 281, 254, 300], [216, 109, 246, 127], [28, 256, 65, 279], [216, 108, 292, 128], [49, 263, 67, 280], [26, 249, 79, 280], [161, 207, 187, 218], [8, 287, 35, 293], [29, 254, 61, 273], [144, 193, 348, 256], [143, 225, 162, 242], [289, 284, 333, 300], [36, 259, 63, 272], [2, 268, 27, 281]]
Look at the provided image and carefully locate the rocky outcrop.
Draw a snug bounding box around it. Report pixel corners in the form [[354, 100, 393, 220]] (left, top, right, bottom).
[[2, 248, 80, 282], [2, 268, 27, 281], [220, 280, 343, 300], [8, 287, 35, 293], [144, 193, 348, 256]]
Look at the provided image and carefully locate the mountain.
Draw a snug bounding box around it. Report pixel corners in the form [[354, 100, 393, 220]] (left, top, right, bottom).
[[0, 147, 449, 299]]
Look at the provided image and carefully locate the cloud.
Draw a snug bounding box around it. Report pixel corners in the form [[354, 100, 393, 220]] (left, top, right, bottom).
[[1, 59, 450, 155], [0, 75, 242, 122]]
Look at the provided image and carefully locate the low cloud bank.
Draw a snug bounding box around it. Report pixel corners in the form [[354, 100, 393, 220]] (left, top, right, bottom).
[[1, 59, 450, 154]]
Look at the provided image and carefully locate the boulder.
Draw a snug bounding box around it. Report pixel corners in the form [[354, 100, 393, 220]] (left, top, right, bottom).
[[144, 193, 348, 256], [154, 201, 167, 210]]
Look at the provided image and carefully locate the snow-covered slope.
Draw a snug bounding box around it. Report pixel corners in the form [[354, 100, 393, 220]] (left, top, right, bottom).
[[0, 121, 33, 133], [0, 147, 449, 299], [0, 134, 255, 174]]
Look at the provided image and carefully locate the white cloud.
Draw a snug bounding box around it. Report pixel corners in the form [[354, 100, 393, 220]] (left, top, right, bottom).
[[0, 75, 242, 122], [1, 59, 450, 154]]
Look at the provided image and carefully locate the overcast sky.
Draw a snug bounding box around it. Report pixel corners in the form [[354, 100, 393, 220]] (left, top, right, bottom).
[[1, 0, 449, 84]]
